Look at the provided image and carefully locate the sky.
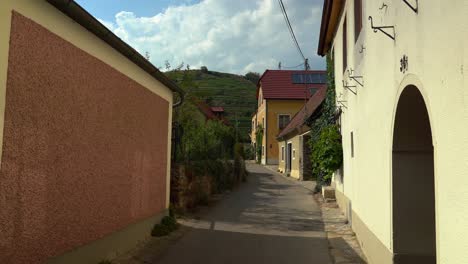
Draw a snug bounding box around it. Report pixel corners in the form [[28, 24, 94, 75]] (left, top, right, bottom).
[[76, 0, 325, 75]]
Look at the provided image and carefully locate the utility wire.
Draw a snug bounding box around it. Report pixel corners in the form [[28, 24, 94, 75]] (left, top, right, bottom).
[[278, 0, 306, 61], [282, 62, 305, 69]]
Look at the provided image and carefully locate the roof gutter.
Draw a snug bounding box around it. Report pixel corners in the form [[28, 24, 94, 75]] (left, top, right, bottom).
[[317, 0, 333, 56], [317, 0, 345, 56], [46, 0, 185, 108]]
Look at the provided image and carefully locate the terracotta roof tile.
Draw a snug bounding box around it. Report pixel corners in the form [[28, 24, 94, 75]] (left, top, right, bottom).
[[257, 70, 327, 100], [277, 86, 327, 139]]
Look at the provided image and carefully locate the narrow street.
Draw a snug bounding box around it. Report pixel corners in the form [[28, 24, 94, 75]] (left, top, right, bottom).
[[156, 163, 332, 264]]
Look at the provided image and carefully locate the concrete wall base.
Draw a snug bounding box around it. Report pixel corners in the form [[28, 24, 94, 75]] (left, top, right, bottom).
[[47, 210, 167, 264], [335, 189, 393, 264]]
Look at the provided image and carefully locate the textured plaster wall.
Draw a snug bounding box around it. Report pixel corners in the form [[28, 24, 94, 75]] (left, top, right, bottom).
[[331, 0, 468, 263], [0, 12, 169, 264], [266, 100, 304, 165]]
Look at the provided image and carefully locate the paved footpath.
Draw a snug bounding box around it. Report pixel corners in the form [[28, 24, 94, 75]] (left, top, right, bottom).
[[156, 163, 332, 264]]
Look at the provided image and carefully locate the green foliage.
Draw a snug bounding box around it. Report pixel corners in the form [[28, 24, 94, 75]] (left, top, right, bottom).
[[244, 72, 260, 84], [255, 125, 263, 163], [234, 143, 245, 159], [311, 125, 343, 181], [161, 215, 179, 232], [151, 215, 179, 237], [244, 144, 255, 160], [166, 68, 257, 142], [151, 224, 170, 237], [200, 66, 208, 73], [306, 54, 342, 188]]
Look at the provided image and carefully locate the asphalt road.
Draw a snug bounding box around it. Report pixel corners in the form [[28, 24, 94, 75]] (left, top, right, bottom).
[[157, 163, 332, 264]]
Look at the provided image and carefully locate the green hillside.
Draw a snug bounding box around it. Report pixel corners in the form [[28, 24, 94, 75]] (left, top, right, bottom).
[[165, 69, 257, 142]]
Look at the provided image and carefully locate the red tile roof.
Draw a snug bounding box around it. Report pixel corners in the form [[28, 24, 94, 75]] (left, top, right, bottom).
[[257, 70, 327, 100], [194, 100, 230, 126], [210, 106, 225, 112], [277, 86, 327, 139]]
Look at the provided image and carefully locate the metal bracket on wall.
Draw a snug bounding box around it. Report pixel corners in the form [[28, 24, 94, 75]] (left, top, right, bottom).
[[349, 75, 364, 87], [347, 68, 364, 87], [368, 16, 395, 41], [342, 80, 357, 95], [337, 100, 348, 109], [359, 44, 366, 54], [402, 0, 418, 14]]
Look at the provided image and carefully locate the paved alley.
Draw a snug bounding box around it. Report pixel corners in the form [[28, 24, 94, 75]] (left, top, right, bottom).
[[155, 163, 332, 264]]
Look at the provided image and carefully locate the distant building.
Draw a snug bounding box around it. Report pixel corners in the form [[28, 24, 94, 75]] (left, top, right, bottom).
[[277, 87, 327, 180], [195, 101, 230, 126], [210, 106, 225, 118], [251, 70, 326, 164]]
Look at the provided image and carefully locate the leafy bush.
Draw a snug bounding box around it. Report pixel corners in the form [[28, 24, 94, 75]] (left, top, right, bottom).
[[161, 215, 179, 232], [312, 125, 343, 181], [234, 143, 245, 159], [151, 224, 170, 237], [307, 54, 342, 190], [255, 125, 263, 163]]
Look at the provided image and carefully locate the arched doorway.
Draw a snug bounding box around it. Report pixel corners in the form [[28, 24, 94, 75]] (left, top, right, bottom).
[[392, 86, 436, 264]]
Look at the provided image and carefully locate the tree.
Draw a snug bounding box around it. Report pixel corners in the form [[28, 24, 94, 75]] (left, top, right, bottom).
[[200, 66, 208, 73], [175, 62, 184, 71], [244, 72, 260, 84], [165, 60, 171, 71]]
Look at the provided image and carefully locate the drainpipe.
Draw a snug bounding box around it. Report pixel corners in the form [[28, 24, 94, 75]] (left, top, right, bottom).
[[172, 90, 184, 108]]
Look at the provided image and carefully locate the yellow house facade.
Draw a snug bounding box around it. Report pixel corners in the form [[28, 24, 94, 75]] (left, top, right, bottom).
[[318, 0, 468, 263], [251, 70, 326, 164]]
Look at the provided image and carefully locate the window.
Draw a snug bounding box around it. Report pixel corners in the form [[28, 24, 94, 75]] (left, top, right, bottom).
[[354, 0, 363, 42], [292, 73, 327, 84], [351, 131, 354, 158], [279, 115, 290, 130], [343, 16, 347, 73], [281, 146, 285, 161]]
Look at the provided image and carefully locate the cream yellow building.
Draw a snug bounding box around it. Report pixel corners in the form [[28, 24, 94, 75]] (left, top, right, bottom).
[[277, 87, 327, 180], [318, 0, 468, 263], [251, 70, 326, 165]]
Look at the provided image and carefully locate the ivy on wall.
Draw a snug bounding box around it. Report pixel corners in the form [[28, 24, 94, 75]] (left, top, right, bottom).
[[255, 124, 263, 164], [306, 54, 343, 190]]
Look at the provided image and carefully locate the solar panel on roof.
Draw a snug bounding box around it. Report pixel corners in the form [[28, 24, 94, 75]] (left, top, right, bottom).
[[292, 73, 327, 84]]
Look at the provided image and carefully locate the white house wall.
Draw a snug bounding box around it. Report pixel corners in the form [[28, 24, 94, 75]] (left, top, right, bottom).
[[331, 0, 468, 263]]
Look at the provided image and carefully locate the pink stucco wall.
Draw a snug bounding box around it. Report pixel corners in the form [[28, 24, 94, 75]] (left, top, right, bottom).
[[0, 12, 169, 263]]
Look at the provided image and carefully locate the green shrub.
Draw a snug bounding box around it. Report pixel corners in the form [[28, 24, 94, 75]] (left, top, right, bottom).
[[234, 143, 245, 159], [151, 224, 170, 237], [161, 215, 179, 232]]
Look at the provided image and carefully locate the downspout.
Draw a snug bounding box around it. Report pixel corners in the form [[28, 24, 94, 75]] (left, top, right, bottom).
[[172, 90, 184, 108]]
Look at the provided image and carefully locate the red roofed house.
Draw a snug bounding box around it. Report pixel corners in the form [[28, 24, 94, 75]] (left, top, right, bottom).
[[276, 86, 327, 179], [250, 70, 326, 164]]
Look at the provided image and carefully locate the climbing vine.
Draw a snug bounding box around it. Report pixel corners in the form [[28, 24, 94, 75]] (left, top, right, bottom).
[[307, 54, 343, 190], [255, 124, 263, 164]]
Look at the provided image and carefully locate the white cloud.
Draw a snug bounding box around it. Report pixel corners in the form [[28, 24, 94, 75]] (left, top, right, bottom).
[[99, 0, 325, 74]]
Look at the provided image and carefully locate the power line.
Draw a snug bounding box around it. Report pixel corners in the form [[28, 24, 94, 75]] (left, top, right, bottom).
[[282, 62, 305, 69], [278, 0, 306, 61]]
